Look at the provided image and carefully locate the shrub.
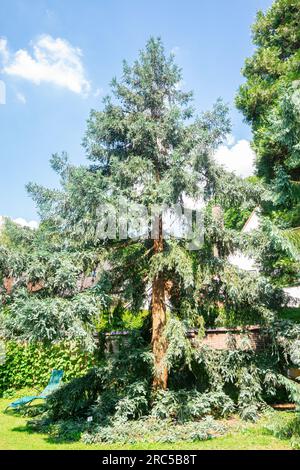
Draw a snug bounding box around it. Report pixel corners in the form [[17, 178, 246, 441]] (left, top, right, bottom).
[[82, 416, 227, 445], [46, 368, 105, 420], [23, 318, 300, 440], [151, 389, 235, 421], [46, 334, 152, 421]]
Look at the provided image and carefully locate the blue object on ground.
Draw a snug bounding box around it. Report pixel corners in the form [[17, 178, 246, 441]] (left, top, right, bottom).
[[8, 369, 64, 409]]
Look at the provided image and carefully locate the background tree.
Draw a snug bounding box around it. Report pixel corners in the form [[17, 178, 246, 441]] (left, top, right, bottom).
[[236, 0, 300, 279]]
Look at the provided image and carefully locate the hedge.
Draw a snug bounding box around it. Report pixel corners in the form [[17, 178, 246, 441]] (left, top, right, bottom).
[[0, 341, 100, 396]]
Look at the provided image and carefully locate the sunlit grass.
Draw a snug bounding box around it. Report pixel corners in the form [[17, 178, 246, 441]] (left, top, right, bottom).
[[0, 394, 293, 450]]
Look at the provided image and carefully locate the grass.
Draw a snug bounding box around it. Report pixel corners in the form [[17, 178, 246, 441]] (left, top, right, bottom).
[[0, 393, 294, 450], [279, 307, 300, 323]]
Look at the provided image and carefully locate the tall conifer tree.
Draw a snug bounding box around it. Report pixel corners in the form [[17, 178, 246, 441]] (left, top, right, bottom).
[[22, 38, 279, 390]]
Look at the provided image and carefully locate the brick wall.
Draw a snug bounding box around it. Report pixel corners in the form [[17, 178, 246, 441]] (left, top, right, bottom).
[[187, 326, 267, 351], [104, 326, 268, 353]]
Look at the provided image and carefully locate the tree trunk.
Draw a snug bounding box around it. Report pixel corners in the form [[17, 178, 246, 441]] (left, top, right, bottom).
[[212, 205, 223, 257], [151, 214, 168, 390]]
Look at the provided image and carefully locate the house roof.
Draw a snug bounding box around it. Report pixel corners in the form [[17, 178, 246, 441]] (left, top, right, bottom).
[[241, 208, 260, 233]]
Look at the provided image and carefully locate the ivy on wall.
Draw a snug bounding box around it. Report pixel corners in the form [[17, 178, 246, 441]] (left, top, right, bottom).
[[0, 341, 100, 396]]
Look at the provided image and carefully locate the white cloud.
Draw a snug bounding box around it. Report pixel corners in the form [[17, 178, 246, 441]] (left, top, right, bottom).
[[0, 38, 9, 64], [225, 134, 236, 146], [2, 35, 90, 95], [214, 139, 255, 178], [14, 218, 39, 230], [16, 92, 26, 104]]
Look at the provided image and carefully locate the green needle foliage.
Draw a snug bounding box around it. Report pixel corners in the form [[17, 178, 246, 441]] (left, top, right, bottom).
[[1, 38, 300, 438], [236, 0, 300, 276], [23, 38, 284, 374], [0, 217, 108, 350]]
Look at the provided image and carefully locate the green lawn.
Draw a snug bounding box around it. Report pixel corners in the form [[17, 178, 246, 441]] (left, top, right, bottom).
[[279, 307, 300, 323], [0, 395, 293, 450]]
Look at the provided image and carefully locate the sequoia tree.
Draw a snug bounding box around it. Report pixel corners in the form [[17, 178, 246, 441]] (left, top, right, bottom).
[[15, 38, 282, 392]]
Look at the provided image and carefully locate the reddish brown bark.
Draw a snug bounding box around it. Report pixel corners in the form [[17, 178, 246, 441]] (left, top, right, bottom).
[[151, 214, 168, 390], [212, 205, 223, 258], [27, 281, 44, 293], [3, 277, 14, 294]]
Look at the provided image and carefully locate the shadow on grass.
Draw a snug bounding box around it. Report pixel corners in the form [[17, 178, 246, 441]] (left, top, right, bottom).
[[14, 415, 84, 444], [10, 422, 83, 445], [2, 403, 82, 445]]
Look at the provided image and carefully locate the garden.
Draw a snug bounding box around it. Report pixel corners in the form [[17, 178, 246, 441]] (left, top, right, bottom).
[[0, 0, 300, 452]]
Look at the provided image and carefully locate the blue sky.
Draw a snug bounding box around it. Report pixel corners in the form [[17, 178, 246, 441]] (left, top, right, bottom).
[[0, 0, 273, 223]]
